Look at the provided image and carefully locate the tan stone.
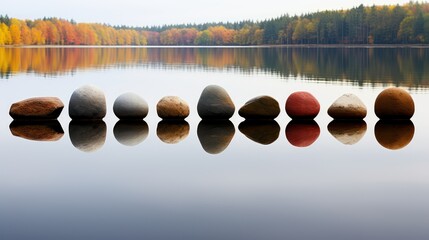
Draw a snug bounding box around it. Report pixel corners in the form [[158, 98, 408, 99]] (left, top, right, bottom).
[[157, 96, 189, 119]]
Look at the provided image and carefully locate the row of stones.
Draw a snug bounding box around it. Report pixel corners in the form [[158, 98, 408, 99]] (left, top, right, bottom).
[[9, 84, 415, 121]]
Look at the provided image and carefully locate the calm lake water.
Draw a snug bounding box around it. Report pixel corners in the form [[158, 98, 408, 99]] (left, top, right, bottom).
[[1, 46, 429, 240]]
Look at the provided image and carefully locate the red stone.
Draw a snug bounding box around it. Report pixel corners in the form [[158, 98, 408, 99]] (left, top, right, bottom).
[[285, 120, 320, 147], [285, 91, 320, 119]]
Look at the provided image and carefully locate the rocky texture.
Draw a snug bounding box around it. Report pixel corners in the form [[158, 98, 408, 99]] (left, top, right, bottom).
[[286, 91, 320, 119], [113, 92, 148, 120], [238, 96, 280, 120], [374, 87, 414, 120], [9, 120, 64, 141], [157, 120, 190, 144], [327, 94, 367, 119], [157, 96, 189, 120], [69, 120, 106, 152], [375, 120, 414, 150], [197, 85, 235, 120], [69, 85, 106, 120], [285, 120, 320, 147], [327, 120, 367, 145], [197, 120, 235, 154], [113, 120, 148, 146], [238, 120, 280, 145], [9, 97, 64, 120]]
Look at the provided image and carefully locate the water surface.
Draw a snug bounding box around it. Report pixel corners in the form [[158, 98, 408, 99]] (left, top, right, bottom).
[[0, 47, 428, 240]]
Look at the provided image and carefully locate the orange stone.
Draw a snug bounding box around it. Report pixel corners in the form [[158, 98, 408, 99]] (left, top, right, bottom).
[[374, 87, 414, 119]]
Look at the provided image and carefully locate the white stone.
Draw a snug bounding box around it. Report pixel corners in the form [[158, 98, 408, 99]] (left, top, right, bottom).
[[328, 93, 367, 119]]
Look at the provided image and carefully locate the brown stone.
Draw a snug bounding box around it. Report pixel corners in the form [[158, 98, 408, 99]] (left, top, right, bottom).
[[375, 120, 414, 150], [238, 95, 280, 120], [157, 120, 190, 144], [285, 91, 320, 119], [9, 97, 64, 120], [238, 120, 280, 145], [9, 120, 64, 141], [157, 96, 190, 120], [374, 87, 414, 120]]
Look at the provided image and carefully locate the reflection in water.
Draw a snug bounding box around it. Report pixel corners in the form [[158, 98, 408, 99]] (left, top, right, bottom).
[[327, 120, 367, 145], [69, 120, 107, 152], [286, 120, 320, 147], [157, 120, 190, 144], [197, 120, 235, 154], [114, 120, 149, 146], [375, 120, 415, 150], [238, 120, 280, 145], [1, 47, 428, 88], [9, 120, 64, 141]]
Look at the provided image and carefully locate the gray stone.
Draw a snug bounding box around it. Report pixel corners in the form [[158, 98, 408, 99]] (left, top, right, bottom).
[[197, 85, 235, 119], [113, 92, 148, 119], [69, 85, 106, 120], [69, 120, 106, 152], [114, 120, 148, 146], [328, 93, 367, 119]]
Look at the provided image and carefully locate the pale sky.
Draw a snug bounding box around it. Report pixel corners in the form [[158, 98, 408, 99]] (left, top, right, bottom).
[[1, 0, 413, 26]]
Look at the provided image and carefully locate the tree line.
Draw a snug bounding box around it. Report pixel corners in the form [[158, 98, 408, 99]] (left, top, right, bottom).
[[1, 1, 429, 46]]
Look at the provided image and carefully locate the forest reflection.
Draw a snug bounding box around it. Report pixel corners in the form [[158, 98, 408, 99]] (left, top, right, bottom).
[[1, 47, 428, 88]]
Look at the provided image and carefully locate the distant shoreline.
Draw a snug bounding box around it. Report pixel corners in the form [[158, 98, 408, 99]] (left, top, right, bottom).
[[2, 44, 429, 49]]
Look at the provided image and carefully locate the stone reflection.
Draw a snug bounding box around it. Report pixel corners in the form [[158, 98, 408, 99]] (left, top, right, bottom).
[[375, 120, 414, 150], [9, 120, 64, 141], [328, 120, 367, 145], [238, 120, 280, 145], [286, 120, 320, 147], [69, 120, 106, 152], [197, 120, 235, 154], [157, 120, 190, 144], [114, 120, 149, 146]]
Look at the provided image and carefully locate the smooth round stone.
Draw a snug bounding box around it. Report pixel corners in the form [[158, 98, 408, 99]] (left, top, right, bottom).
[[9, 120, 64, 141], [157, 120, 190, 144], [197, 85, 235, 120], [69, 120, 106, 152], [69, 85, 106, 120], [157, 96, 189, 120], [238, 120, 280, 145], [113, 92, 148, 119], [375, 120, 414, 150], [285, 120, 320, 147], [286, 91, 320, 119], [327, 120, 367, 145], [9, 97, 64, 120], [328, 93, 367, 119], [374, 87, 414, 120], [238, 95, 280, 120], [197, 120, 235, 154], [114, 120, 149, 146]]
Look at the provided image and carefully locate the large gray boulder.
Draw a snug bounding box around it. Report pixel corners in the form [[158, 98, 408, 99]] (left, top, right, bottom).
[[69, 85, 106, 120], [113, 92, 148, 120], [197, 85, 235, 120]]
